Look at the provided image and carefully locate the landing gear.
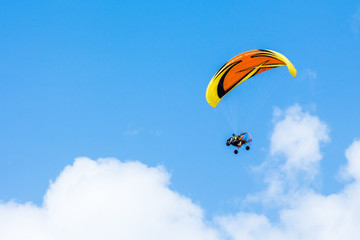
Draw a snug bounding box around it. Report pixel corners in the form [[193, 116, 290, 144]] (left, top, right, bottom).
[[234, 150, 238, 154], [245, 146, 250, 151]]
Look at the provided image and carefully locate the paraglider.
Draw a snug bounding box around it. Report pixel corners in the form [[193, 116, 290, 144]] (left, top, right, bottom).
[[206, 49, 296, 153], [226, 132, 252, 154]]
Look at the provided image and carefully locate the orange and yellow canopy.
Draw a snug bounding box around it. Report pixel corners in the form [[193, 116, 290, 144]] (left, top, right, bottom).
[[206, 49, 297, 108]]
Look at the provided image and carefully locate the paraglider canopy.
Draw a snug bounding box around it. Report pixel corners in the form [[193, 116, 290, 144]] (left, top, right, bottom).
[[206, 49, 297, 108]]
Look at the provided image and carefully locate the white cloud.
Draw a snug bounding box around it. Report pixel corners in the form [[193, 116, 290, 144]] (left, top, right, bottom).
[[246, 104, 329, 206], [217, 140, 360, 240], [344, 139, 360, 180], [0, 158, 219, 240], [271, 104, 329, 174], [216, 213, 283, 240]]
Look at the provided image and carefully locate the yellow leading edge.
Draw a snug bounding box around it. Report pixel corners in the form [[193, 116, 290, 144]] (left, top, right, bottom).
[[206, 49, 297, 108]]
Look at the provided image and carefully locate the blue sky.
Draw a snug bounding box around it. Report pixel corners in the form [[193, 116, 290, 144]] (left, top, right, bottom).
[[1, 1, 360, 239]]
